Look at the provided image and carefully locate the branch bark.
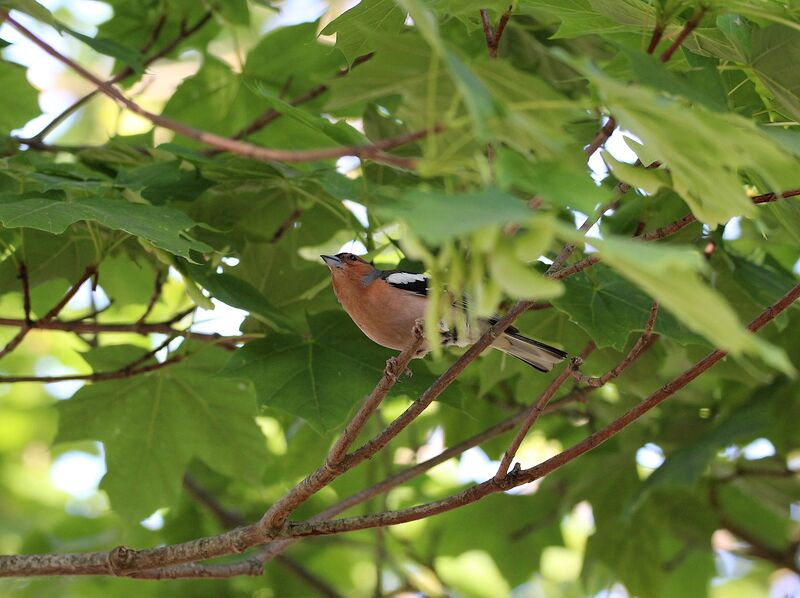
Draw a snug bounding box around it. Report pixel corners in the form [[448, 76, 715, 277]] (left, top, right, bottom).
[[585, 10, 703, 156], [2, 13, 431, 169], [20, 12, 213, 144]]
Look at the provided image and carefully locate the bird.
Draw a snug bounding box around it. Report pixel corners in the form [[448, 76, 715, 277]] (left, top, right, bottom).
[[321, 252, 567, 372]]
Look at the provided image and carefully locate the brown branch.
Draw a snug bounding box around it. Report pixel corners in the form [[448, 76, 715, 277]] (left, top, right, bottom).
[[494, 357, 581, 479], [17, 263, 32, 325], [646, 22, 665, 54], [270, 208, 302, 243], [0, 266, 95, 361], [258, 325, 426, 532], [278, 283, 800, 539], [2, 13, 426, 169], [479, 10, 494, 55], [163, 478, 349, 595], [659, 10, 705, 63], [22, 12, 213, 143], [585, 11, 699, 156], [0, 313, 254, 347], [230, 53, 374, 142], [571, 303, 659, 387], [137, 270, 164, 324], [337, 300, 534, 476], [0, 334, 184, 383], [550, 189, 800, 281], [480, 6, 512, 59]]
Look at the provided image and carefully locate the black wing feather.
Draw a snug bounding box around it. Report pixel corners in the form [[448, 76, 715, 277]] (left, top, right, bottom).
[[380, 270, 429, 297]]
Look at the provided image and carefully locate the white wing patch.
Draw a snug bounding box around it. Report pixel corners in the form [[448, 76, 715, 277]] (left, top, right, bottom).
[[385, 272, 427, 285]]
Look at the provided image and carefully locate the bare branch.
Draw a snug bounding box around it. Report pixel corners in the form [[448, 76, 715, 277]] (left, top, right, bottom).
[[17, 262, 32, 325], [494, 357, 581, 480], [2, 13, 432, 169], [258, 325, 426, 532], [137, 270, 164, 324], [659, 9, 705, 63], [0, 266, 95, 361], [570, 303, 659, 387], [229, 53, 375, 142], [480, 6, 512, 58], [22, 12, 213, 144], [279, 283, 800, 539], [585, 10, 700, 156], [550, 189, 800, 281]]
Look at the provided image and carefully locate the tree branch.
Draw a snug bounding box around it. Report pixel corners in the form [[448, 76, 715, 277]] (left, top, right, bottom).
[[550, 189, 800, 281], [20, 11, 213, 143], [137, 270, 164, 324], [480, 6, 512, 59], [258, 325, 425, 532], [585, 10, 703, 156], [0, 335, 183, 384], [0, 315, 256, 347], [229, 53, 375, 142], [494, 357, 582, 480], [570, 303, 659, 387], [278, 283, 800, 539], [2, 13, 430, 169], [0, 266, 95, 361]]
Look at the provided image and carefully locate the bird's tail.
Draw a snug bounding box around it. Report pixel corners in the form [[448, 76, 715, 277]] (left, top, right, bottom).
[[492, 331, 568, 373]]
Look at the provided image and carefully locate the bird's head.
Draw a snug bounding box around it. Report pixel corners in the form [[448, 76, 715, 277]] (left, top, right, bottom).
[[320, 253, 376, 284]]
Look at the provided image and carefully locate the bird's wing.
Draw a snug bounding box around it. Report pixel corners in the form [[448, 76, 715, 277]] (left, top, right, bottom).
[[381, 271, 430, 297], [380, 272, 522, 335]]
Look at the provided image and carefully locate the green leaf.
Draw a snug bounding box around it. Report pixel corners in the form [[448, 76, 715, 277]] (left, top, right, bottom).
[[550, 264, 704, 350], [375, 187, 533, 244], [63, 28, 145, 74], [245, 82, 369, 146], [592, 236, 793, 372], [0, 195, 212, 259], [751, 25, 800, 121], [0, 0, 58, 27], [523, 0, 635, 38], [182, 261, 293, 333], [642, 394, 773, 491], [489, 244, 564, 299], [321, 0, 406, 64], [116, 160, 212, 204], [602, 152, 671, 195], [0, 59, 40, 134], [224, 311, 435, 433], [496, 148, 610, 213], [56, 346, 268, 522], [582, 64, 800, 225]]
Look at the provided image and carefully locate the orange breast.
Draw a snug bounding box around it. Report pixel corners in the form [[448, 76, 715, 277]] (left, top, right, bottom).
[[333, 278, 427, 351]]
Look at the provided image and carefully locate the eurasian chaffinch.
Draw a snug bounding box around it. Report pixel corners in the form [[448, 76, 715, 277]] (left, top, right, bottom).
[[321, 253, 567, 372]]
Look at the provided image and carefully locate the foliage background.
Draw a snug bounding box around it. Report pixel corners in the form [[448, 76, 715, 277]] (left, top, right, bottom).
[[0, 0, 799, 596]]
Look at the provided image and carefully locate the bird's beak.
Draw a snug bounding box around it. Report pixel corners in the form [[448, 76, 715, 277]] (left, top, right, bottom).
[[321, 255, 344, 269]]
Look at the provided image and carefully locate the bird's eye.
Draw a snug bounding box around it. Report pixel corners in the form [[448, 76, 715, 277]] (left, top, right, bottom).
[[349, 255, 358, 261]]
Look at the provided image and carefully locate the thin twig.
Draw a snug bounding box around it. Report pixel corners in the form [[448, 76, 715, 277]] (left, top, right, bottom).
[[0, 266, 95, 361], [278, 284, 800, 540], [480, 6, 512, 58], [17, 263, 32, 325], [494, 357, 581, 479], [2, 13, 427, 169], [258, 325, 426, 532], [584, 10, 699, 156], [550, 189, 800, 280], [0, 316, 254, 346], [229, 53, 374, 142], [659, 10, 705, 63], [137, 270, 164, 324], [570, 303, 659, 387], [22, 12, 213, 143], [10, 277, 794, 578]]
